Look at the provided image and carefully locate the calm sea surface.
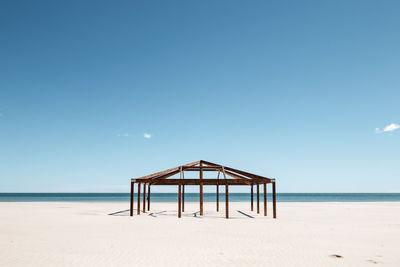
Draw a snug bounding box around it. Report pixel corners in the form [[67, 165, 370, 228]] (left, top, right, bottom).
[[1, 193, 400, 202]]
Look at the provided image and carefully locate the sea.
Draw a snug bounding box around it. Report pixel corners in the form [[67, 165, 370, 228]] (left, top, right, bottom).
[[0, 193, 400, 202]]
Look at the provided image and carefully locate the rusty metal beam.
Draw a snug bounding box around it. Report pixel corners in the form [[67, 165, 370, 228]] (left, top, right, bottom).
[[136, 160, 200, 180]]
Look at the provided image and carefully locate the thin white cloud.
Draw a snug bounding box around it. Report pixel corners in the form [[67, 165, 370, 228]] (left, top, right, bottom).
[[117, 133, 130, 137], [383, 123, 400, 132], [144, 133, 152, 139], [375, 123, 400, 134]]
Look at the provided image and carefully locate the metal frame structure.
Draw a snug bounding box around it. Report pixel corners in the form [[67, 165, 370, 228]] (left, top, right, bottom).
[[130, 160, 277, 219]]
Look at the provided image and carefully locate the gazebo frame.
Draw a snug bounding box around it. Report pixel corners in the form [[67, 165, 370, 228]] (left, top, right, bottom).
[[129, 160, 276, 219]]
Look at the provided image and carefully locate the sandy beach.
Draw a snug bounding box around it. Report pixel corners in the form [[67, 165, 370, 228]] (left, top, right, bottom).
[[1, 202, 399, 267]]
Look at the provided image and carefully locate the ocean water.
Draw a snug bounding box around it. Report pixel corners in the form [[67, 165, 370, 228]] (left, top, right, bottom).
[[0, 193, 400, 202]]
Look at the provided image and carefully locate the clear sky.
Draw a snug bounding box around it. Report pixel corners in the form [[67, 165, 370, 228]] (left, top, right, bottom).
[[1, 0, 399, 193]]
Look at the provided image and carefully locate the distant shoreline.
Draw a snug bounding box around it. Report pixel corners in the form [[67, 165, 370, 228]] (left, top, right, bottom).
[[1, 193, 400, 202]]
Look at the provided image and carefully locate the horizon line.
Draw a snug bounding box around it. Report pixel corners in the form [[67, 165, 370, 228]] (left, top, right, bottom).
[[1, 192, 399, 194]]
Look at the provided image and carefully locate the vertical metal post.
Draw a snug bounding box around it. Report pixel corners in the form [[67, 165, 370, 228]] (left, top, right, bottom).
[[251, 184, 253, 211], [264, 183, 267, 216], [216, 184, 219, 212], [180, 167, 185, 212], [216, 170, 220, 212], [147, 184, 151, 211], [137, 182, 141, 215], [272, 182, 277, 219], [143, 183, 146, 213], [130, 181, 134, 216], [182, 184, 185, 212], [257, 183, 260, 214], [178, 183, 182, 218], [225, 182, 229, 219], [200, 162, 203, 216]]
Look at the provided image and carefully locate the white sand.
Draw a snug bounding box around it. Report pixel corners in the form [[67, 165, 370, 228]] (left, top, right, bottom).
[[0, 202, 399, 267]]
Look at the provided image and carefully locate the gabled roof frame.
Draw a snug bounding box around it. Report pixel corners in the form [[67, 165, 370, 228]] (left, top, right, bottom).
[[129, 160, 277, 219], [132, 160, 275, 185]]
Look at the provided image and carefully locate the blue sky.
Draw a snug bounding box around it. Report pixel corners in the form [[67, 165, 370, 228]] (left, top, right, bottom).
[[0, 0, 399, 193]]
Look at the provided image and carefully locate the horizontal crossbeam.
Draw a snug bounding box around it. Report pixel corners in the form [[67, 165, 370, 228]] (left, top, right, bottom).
[[131, 179, 273, 185]]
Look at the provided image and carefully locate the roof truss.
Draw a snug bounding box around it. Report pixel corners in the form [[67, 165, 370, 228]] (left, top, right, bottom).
[[132, 160, 275, 185]]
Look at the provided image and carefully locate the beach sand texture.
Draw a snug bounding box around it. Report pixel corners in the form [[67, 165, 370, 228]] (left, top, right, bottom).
[[0, 202, 399, 267]]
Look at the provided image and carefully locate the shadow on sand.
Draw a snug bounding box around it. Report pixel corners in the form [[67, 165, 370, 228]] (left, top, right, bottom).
[[108, 209, 130, 216], [108, 209, 256, 219], [236, 210, 254, 218]]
